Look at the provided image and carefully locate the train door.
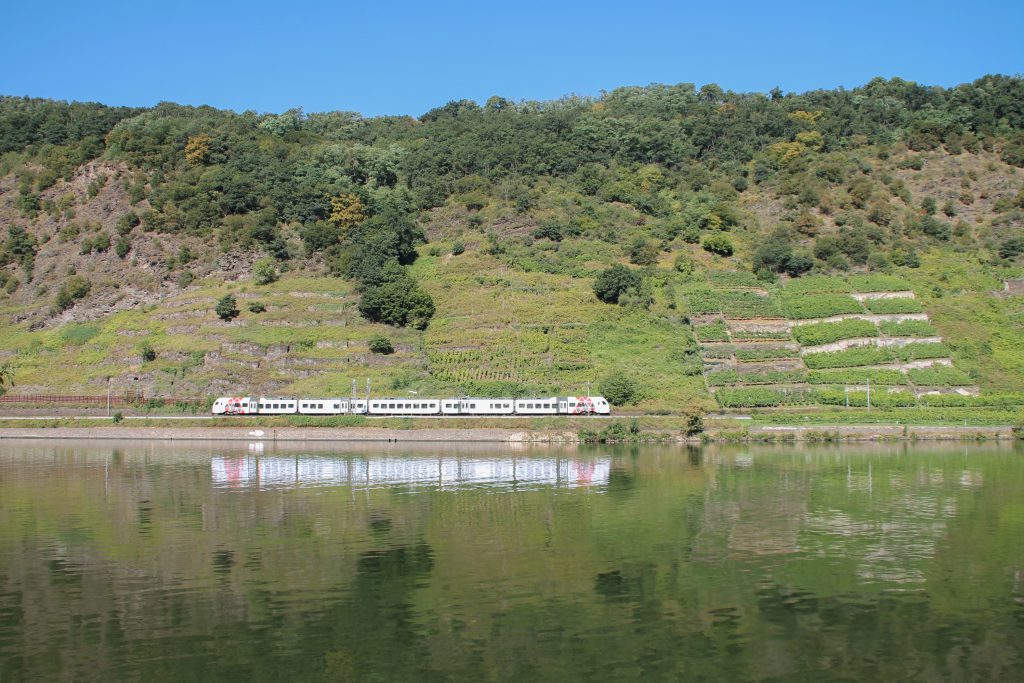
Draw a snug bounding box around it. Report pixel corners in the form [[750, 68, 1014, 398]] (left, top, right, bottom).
[[558, 399, 567, 414]]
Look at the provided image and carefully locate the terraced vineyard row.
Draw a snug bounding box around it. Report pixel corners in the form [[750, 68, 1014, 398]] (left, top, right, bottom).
[[688, 273, 986, 410]]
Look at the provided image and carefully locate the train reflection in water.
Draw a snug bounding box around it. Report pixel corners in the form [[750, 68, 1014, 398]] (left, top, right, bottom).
[[212, 455, 611, 491]]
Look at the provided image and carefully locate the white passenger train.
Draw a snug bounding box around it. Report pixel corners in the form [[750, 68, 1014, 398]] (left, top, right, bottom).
[[211, 395, 611, 416]]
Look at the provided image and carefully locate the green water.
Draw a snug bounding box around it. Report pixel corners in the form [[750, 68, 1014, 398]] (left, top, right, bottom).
[[0, 440, 1022, 682]]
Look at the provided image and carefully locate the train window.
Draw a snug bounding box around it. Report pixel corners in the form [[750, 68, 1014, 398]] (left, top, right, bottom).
[[334, 403, 340, 409], [389, 403, 395, 409]]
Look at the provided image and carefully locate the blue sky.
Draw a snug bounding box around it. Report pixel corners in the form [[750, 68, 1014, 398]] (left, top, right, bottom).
[[2, 0, 1021, 116]]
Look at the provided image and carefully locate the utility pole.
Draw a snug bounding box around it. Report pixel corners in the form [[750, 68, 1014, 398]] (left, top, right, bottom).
[[866, 377, 871, 413], [106, 377, 111, 417]]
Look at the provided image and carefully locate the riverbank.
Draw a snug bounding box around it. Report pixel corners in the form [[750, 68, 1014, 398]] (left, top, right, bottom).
[[0, 424, 1017, 443]]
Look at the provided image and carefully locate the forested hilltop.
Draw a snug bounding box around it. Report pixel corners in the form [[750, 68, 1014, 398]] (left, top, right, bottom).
[[1, 76, 1023, 419]]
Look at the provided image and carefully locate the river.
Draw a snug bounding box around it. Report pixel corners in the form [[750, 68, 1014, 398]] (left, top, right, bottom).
[[0, 439, 1022, 681]]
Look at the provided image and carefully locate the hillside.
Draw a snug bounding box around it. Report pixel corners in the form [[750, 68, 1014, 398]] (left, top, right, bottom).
[[1, 77, 1023, 421]]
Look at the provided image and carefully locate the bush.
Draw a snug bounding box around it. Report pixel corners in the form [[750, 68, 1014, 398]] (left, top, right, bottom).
[[368, 334, 395, 354], [248, 302, 266, 313], [252, 257, 279, 285], [628, 238, 659, 266], [734, 347, 800, 361], [54, 276, 90, 311], [593, 264, 642, 304], [112, 411, 123, 424], [139, 341, 156, 362], [215, 294, 239, 322], [600, 372, 640, 406], [115, 236, 131, 258], [702, 234, 734, 256], [792, 319, 878, 346], [451, 240, 465, 255]]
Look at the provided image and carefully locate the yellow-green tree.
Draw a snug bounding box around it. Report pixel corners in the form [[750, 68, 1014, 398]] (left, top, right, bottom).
[[329, 193, 365, 234]]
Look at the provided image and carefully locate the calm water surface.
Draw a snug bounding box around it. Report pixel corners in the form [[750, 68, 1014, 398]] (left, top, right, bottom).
[[1, 439, 1022, 682]]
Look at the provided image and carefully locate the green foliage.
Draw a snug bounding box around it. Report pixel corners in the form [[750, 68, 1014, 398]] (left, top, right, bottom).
[[358, 277, 435, 329], [804, 346, 896, 369], [368, 334, 395, 355], [685, 288, 781, 318], [693, 322, 729, 342], [846, 274, 911, 292], [781, 294, 862, 319], [54, 276, 90, 311], [111, 410, 123, 423], [863, 297, 925, 314], [215, 294, 239, 322], [731, 329, 790, 341], [702, 234, 734, 256], [716, 387, 793, 407], [247, 302, 266, 313], [707, 369, 807, 386], [792, 319, 878, 346], [628, 238, 659, 266], [252, 257, 279, 285], [908, 366, 974, 386], [138, 341, 156, 362], [115, 236, 131, 259], [451, 240, 465, 256], [782, 275, 851, 294], [807, 369, 908, 385], [593, 264, 642, 304], [878, 320, 937, 337], [733, 347, 800, 361], [600, 371, 640, 406]]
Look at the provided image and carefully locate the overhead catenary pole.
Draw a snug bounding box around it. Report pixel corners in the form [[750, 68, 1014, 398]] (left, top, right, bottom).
[[866, 377, 871, 413]]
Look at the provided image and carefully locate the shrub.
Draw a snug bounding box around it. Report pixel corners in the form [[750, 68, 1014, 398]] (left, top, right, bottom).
[[215, 294, 239, 322], [600, 372, 640, 406], [139, 341, 156, 362], [252, 257, 279, 285], [792, 319, 878, 346], [451, 240, 465, 255], [628, 239, 660, 266], [368, 334, 395, 355], [247, 302, 266, 313], [731, 329, 790, 341], [707, 369, 807, 386], [54, 276, 90, 311], [115, 236, 131, 258], [685, 288, 781, 318], [702, 234, 734, 256], [593, 264, 642, 304], [898, 343, 949, 361], [112, 411, 123, 424]]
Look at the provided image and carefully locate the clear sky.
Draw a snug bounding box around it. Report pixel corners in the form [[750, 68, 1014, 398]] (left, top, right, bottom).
[[2, 0, 1021, 117]]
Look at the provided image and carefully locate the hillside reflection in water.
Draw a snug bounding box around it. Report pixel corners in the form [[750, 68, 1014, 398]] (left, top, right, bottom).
[[0, 440, 1022, 682]]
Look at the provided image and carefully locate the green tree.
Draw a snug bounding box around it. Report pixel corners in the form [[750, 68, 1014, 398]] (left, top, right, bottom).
[[628, 238, 659, 266], [215, 294, 239, 322], [600, 372, 640, 406], [593, 264, 642, 304], [252, 257, 279, 285], [358, 281, 435, 329]]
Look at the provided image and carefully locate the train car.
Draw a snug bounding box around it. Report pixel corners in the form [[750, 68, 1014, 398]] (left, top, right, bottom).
[[297, 398, 345, 415], [367, 398, 441, 416], [557, 396, 611, 415], [440, 398, 515, 416], [255, 397, 298, 414], [513, 397, 559, 415], [212, 397, 258, 415]]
